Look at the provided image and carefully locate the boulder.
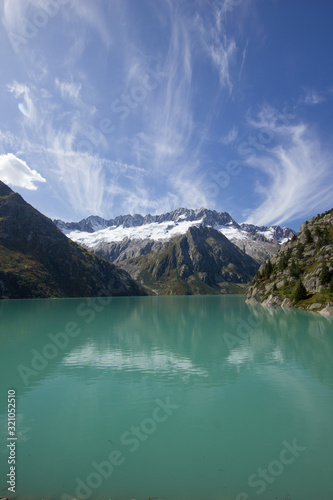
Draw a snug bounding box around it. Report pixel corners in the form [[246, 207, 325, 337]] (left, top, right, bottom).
[[308, 303, 323, 311], [262, 294, 282, 306], [276, 280, 285, 289], [265, 282, 276, 293], [319, 304, 333, 316], [281, 298, 292, 308], [246, 296, 260, 304], [304, 276, 321, 293]]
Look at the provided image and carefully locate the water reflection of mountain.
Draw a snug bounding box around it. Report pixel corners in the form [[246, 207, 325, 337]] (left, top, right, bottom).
[[1, 296, 333, 395], [245, 303, 333, 387]]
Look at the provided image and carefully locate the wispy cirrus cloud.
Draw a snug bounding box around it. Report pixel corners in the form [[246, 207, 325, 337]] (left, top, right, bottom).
[[3, 73, 110, 216], [206, 35, 237, 91], [121, 2, 195, 188], [1, 0, 248, 221], [117, 179, 208, 218], [126, 0, 247, 214], [0, 153, 46, 190], [150, 6, 193, 166], [219, 126, 238, 145], [301, 89, 326, 105], [194, 2, 239, 92], [106, 0, 246, 216], [244, 106, 333, 226], [55, 78, 82, 103]]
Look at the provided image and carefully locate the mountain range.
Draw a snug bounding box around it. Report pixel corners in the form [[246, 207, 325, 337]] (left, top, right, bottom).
[[54, 207, 295, 264], [54, 208, 295, 295], [0, 181, 145, 299]]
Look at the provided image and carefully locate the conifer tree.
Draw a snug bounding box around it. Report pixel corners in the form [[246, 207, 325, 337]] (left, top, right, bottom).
[[320, 262, 331, 285], [293, 280, 307, 303], [305, 228, 313, 243]]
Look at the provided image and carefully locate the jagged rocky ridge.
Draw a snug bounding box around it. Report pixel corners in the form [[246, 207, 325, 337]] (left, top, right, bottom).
[[0, 181, 146, 299], [54, 207, 295, 265], [55, 208, 237, 233], [247, 208, 333, 315]]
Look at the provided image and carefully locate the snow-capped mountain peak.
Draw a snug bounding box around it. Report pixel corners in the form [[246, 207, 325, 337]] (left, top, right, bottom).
[[54, 208, 296, 264]]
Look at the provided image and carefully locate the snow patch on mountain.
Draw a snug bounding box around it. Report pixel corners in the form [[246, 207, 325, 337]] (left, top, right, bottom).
[[66, 219, 254, 249], [214, 225, 249, 241], [67, 218, 205, 246]]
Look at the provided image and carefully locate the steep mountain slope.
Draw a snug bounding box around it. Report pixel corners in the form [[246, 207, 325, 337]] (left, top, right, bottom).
[[55, 207, 295, 265], [118, 225, 259, 295], [247, 208, 333, 314], [0, 181, 145, 299]]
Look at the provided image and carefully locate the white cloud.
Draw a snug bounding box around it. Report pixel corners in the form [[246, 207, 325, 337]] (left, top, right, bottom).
[[55, 79, 82, 103], [219, 126, 238, 145], [302, 89, 326, 105], [208, 35, 237, 91], [126, 4, 195, 176], [119, 187, 196, 217], [244, 106, 333, 226], [168, 168, 209, 210], [45, 125, 108, 217], [0, 153, 46, 190], [238, 39, 248, 78], [194, 4, 238, 92]]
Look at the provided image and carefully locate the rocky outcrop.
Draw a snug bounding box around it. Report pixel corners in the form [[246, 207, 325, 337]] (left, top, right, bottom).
[[92, 238, 163, 263], [319, 304, 333, 316], [247, 208, 333, 314], [231, 237, 280, 264]]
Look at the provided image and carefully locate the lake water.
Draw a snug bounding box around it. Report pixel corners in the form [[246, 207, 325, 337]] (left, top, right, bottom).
[[0, 295, 333, 500]]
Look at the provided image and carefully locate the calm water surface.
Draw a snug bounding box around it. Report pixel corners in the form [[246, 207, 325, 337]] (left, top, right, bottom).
[[0, 295, 333, 500]]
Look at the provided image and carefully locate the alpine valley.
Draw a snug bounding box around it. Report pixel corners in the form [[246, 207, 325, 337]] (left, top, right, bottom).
[[54, 207, 295, 295], [1, 179, 332, 308]]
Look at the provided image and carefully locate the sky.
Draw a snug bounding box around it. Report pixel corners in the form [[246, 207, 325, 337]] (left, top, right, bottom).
[[0, 0, 332, 230]]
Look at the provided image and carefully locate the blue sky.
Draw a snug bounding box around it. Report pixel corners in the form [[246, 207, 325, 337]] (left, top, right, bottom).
[[0, 0, 332, 230]]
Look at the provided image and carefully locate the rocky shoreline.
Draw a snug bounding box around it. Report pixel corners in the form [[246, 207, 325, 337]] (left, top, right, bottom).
[[246, 294, 333, 315], [246, 208, 333, 315]]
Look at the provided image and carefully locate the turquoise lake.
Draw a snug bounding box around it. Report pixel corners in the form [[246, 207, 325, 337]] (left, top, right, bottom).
[[0, 295, 333, 500]]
